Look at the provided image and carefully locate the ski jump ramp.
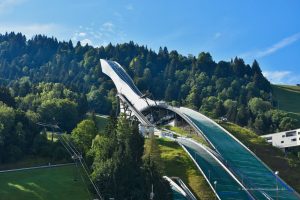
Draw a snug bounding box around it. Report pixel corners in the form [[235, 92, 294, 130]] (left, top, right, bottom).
[[100, 59, 300, 200]]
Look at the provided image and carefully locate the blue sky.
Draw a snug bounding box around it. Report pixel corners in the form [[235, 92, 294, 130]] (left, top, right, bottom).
[[0, 0, 299, 84]]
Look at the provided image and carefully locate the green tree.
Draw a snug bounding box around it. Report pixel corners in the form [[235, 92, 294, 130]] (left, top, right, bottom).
[[253, 114, 268, 134], [130, 56, 145, 77], [279, 117, 297, 131], [186, 85, 201, 109], [236, 106, 250, 126], [38, 98, 79, 132], [214, 101, 226, 118], [252, 60, 271, 92], [0, 86, 16, 107], [200, 96, 219, 117], [91, 115, 170, 199], [0, 103, 16, 162], [248, 97, 271, 115], [71, 119, 98, 153]]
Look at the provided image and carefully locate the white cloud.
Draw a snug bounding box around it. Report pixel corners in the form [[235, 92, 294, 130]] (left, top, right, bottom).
[[80, 38, 92, 46], [71, 22, 126, 47], [0, 0, 24, 12], [78, 32, 86, 37], [102, 22, 114, 32], [263, 71, 291, 83], [125, 4, 134, 10], [240, 32, 300, 59], [0, 23, 61, 38], [258, 33, 300, 58], [263, 70, 300, 84]]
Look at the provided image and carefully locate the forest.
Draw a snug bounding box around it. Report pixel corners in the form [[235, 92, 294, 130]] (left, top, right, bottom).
[[0, 32, 297, 135], [0, 31, 298, 158]]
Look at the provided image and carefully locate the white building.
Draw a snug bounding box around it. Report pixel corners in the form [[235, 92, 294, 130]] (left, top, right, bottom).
[[261, 128, 300, 149]]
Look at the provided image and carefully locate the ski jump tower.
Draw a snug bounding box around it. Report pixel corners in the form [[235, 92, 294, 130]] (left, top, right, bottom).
[[100, 59, 156, 136]]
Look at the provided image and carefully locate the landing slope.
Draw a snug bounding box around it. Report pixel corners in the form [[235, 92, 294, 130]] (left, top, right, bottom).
[[220, 122, 300, 193], [180, 107, 300, 200]]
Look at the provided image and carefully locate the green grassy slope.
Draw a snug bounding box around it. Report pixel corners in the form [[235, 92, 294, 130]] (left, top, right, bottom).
[[144, 138, 214, 200], [85, 113, 109, 131], [220, 122, 300, 192], [272, 85, 300, 113], [0, 165, 91, 200], [163, 125, 209, 146]]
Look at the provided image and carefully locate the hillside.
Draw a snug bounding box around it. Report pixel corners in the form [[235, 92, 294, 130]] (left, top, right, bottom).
[[272, 84, 300, 127], [2, 32, 298, 137], [272, 84, 300, 113]]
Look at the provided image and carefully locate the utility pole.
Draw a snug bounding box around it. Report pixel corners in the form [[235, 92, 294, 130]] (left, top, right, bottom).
[[51, 117, 56, 142], [150, 184, 154, 200], [214, 181, 217, 200]]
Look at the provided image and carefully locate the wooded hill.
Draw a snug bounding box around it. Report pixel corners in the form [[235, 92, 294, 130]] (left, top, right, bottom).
[[0, 32, 298, 136]]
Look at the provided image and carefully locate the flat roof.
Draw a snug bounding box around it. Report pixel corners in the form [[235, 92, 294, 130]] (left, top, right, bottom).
[[261, 128, 300, 137]]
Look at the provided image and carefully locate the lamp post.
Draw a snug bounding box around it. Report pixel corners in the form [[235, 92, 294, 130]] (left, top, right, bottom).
[[150, 184, 154, 200], [214, 181, 217, 199], [275, 171, 279, 200]]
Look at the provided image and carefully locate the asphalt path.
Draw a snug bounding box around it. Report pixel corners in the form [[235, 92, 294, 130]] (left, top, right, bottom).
[[0, 163, 74, 173]]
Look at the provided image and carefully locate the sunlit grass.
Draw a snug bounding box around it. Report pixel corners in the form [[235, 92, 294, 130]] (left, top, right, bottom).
[[164, 125, 210, 146], [46, 132, 59, 142], [144, 137, 215, 200], [0, 165, 90, 200], [272, 84, 300, 113], [85, 113, 109, 131]]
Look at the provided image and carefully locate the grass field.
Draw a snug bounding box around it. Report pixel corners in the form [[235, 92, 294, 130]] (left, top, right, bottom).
[[220, 122, 300, 192], [144, 137, 214, 200], [0, 112, 107, 200], [272, 84, 300, 113], [0, 165, 91, 200], [164, 125, 209, 146], [274, 85, 300, 93], [85, 113, 109, 131]]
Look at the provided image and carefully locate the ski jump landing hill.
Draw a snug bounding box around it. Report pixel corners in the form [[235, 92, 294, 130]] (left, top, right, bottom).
[[100, 59, 300, 200]]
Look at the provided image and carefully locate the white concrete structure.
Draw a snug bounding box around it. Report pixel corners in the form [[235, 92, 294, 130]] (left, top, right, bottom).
[[100, 59, 156, 111], [261, 128, 300, 149]]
